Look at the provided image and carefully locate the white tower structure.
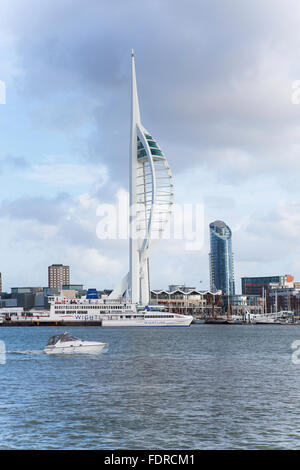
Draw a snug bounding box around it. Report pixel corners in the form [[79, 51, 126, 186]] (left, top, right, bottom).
[[109, 51, 173, 305]]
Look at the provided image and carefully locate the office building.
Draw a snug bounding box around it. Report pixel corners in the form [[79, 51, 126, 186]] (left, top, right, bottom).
[[241, 274, 294, 296]]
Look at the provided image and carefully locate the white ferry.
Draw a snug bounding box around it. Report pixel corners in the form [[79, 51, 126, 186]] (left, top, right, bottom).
[[48, 295, 193, 327]]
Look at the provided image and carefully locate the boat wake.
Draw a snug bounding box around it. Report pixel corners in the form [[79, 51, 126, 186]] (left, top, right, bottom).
[[7, 350, 44, 355], [6, 345, 109, 356]]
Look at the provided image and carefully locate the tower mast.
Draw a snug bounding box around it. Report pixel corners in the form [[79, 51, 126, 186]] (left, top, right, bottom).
[[129, 50, 141, 304]]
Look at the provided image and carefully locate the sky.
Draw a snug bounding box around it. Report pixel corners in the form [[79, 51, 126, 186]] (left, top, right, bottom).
[[0, 0, 300, 293]]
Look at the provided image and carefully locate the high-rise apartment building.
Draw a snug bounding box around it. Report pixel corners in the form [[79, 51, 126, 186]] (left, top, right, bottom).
[[48, 264, 70, 289], [209, 220, 235, 296]]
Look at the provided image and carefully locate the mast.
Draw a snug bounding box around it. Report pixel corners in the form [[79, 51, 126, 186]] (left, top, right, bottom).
[[227, 294, 231, 319], [129, 49, 140, 304]]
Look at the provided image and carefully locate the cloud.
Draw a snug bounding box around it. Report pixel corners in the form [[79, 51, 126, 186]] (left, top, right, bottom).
[[0, 192, 72, 224], [0, 0, 300, 289], [3, 154, 30, 169], [3, 0, 300, 181], [65, 246, 123, 288], [26, 160, 108, 188], [247, 200, 300, 242]]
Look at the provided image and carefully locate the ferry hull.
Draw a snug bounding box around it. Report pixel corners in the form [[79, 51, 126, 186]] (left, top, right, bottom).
[[101, 317, 193, 327], [0, 319, 102, 327]]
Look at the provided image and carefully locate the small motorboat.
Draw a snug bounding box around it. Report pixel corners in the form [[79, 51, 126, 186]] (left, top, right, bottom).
[[44, 332, 107, 354]]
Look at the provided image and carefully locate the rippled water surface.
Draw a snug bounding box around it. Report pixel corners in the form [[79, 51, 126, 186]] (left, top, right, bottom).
[[1, 324, 300, 449]]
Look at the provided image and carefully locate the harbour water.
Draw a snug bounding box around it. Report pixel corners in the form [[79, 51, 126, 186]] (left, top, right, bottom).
[[1, 324, 300, 449]]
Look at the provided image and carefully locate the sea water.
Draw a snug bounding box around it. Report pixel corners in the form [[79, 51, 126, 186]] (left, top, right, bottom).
[[0, 324, 300, 449]]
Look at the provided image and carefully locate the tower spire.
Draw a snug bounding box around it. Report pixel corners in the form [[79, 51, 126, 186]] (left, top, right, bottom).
[[131, 49, 141, 124]]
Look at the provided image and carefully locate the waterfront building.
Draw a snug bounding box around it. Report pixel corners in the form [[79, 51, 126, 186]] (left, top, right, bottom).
[[230, 294, 264, 316], [168, 284, 197, 292], [48, 264, 70, 289], [209, 220, 235, 296], [241, 274, 294, 296], [109, 51, 173, 305], [150, 287, 222, 316], [268, 286, 300, 314], [0, 292, 17, 308], [1, 288, 49, 309]]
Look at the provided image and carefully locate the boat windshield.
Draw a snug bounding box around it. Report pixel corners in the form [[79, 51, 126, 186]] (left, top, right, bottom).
[[60, 334, 79, 343], [46, 333, 79, 345], [47, 335, 62, 346]]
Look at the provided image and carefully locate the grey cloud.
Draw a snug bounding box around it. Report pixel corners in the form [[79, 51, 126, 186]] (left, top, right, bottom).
[[0, 154, 30, 173], [0, 0, 300, 285], [0, 192, 72, 224], [5, 0, 300, 184], [3, 154, 30, 169], [56, 218, 99, 248]]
